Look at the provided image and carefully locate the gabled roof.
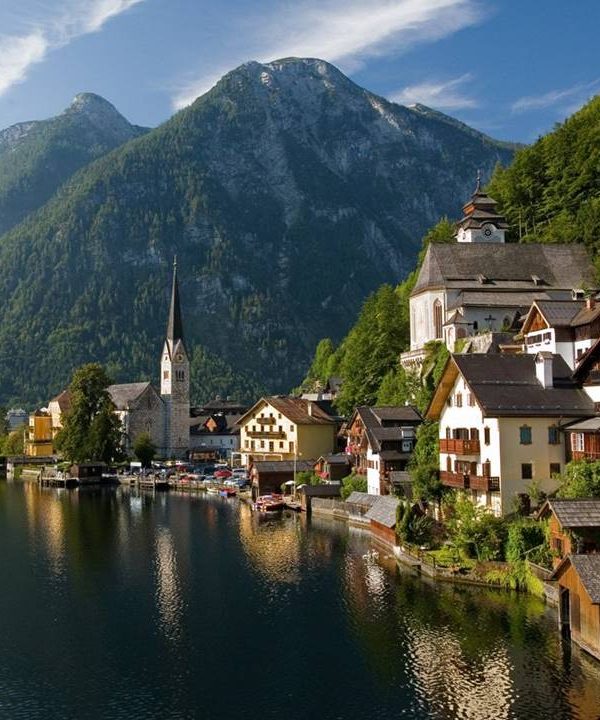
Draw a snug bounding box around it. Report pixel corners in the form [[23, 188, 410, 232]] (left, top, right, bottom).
[[237, 396, 335, 426], [346, 491, 380, 508], [573, 338, 600, 382], [350, 406, 422, 453], [426, 353, 595, 420], [315, 453, 352, 466], [108, 382, 157, 410], [365, 495, 399, 528], [412, 243, 595, 296], [552, 554, 600, 604], [540, 498, 600, 528], [252, 460, 314, 474], [49, 389, 71, 411]]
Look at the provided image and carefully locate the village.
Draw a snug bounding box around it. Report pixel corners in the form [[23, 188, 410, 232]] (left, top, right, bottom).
[[3, 181, 600, 667]]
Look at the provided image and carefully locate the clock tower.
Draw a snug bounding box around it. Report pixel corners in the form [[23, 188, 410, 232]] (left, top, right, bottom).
[[161, 257, 190, 458], [456, 172, 508, 243]]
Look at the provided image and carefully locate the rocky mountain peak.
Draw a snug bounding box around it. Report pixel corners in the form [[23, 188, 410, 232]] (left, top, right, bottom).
[[64, 92, 138, 137]]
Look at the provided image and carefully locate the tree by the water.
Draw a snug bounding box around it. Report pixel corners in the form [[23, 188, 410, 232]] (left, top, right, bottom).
[[55, 363, 123, 463], [133, 432, 156, 468]]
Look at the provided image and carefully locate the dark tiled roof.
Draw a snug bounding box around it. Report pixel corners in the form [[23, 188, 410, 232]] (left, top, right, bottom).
[[570, 555, 600, 604], [108, 382, 155, 410], [365, 496, 400, 528], [546, 499, 600, 528], [319, 453, 351, 465], [50, 389, 71, 410], [536, 300, 584, 327], [355, 406, 422, 452], [413, 243, 595, 295], [379, 450, 411, 461], [449, 290, 553, 309], [452, 354, 595, 417]]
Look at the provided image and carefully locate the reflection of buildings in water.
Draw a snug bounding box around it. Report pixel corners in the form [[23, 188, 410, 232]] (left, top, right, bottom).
[[408, 626, 513, 720], [23, 484, 70, 576], [238, 504, 302, 585], [566, 648, 600, 718], [154, 526, 183, 643]]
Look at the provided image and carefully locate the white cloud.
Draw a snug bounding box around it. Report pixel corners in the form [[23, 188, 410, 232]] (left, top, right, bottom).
[[172, 0, 485, 109], [389, 73, 477, 110], [511, 79, 600, 114], [0, 0, 145, 98]]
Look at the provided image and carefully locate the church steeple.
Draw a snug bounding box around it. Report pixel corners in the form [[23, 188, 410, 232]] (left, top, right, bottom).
[[167, 256, 185, 348], [455, 171, 509, 243]]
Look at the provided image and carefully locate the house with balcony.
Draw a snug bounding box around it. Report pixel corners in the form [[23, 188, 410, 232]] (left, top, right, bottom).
[[345, 406, 423, 495], [426, 352, 595, 515], [24, 410, 54, 457], [521, 297, 600, 370], [237, 396, 337, 468]]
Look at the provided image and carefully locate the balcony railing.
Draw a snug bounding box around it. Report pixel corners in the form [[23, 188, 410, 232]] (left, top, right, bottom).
[[440, 471, 469, 489], [247, 430, 285, 439], [440, 471, 499, 492], [256, 416, 276, 425], [440, 438, 480, 455], [468, 474, 500, 492]]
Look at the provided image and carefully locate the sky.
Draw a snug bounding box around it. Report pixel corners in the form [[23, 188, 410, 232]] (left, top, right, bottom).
[[0, 0, 598, 143]]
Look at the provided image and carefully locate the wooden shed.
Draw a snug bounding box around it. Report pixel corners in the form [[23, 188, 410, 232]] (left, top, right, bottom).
[[552, 554, 600, 662], [538, 499, 600, 567], [365, 495, 399, 547]]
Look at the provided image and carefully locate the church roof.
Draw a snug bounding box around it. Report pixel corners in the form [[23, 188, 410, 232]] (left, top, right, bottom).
[[412, 243, 595, 296], [167, 258, 185, 348], [108, 382, 156, 410], [457, 179, 509, 230]]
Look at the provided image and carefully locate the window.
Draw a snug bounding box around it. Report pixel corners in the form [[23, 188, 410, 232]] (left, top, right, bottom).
[[553, 537, 563, 555], [572, 433, 584, 452], [550, 463, 561, 476], [446, 456, 452, 471], [433, 300, 443, 339], [290, 425, 295, 432], [260, 440, 265, 449], [548, 426, 560, 445], [278, 413, 282, 419], [251, 440, 255, 450], [446, 396, 453, 407], [467, 394, 475, 407], [445, 427, 451, 439], [519, 425, 532, 445], [521, 463, 533, 480], [269, 441, 274, 451], [244, 440, 249, 449], [484, 427, 490, 445], [289, 441, 295, 453], [279, 441, 284, 449], [472, 321, 478, 331], [163, 370, 169, 379], [455, 393, 463, 407]]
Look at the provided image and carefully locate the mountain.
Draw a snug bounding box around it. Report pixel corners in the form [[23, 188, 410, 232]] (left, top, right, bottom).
[[0, 58, 515, 406], [0, 93, 148, 235]]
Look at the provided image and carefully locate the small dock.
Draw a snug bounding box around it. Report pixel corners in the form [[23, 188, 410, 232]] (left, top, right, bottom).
[[137, 475, 170, 491], [39, 472, 79, 488]]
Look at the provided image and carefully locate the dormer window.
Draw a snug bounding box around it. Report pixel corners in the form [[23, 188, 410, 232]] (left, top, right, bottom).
[[531, 275, 543, 286], [572, 288, 585, 300], [477, 274, 488, 284]]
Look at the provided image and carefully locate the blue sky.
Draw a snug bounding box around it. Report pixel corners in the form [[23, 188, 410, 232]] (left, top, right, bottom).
[[0, 0, 598, 142]]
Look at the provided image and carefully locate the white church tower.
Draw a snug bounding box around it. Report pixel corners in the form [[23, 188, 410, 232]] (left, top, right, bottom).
[[161, 258, 190, 458], [455, 172, 508, 243]]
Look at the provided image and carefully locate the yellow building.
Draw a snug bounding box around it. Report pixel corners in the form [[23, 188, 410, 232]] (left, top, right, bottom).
[[238, 397, 337, 467], [25, 410, 54, 457]]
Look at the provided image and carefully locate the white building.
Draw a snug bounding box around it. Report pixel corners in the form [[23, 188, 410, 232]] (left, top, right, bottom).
[[426, 353, 595, 516], [521, 297, 600, 370], [401, 183, 596, 369]]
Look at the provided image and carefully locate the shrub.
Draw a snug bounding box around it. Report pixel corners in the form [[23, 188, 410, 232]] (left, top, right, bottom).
[[340, 474, 367, 500]]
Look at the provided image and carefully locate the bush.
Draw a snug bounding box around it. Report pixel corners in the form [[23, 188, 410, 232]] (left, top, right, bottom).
[[557, 460, 600, 498], [340, 474, 367, 500], [396, 502, 434, 546], [505, 519, 548, 564], [446, 493, 507, 561]]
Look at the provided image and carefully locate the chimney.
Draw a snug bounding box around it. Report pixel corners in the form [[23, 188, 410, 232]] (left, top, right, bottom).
[[307, 401, 313, 417], [586, 296, 596, 311], [535, 352, 553, 389]]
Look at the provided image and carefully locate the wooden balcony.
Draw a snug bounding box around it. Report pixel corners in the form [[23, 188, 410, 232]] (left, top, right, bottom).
[[468, 474, 500, 492], [247, 430, 285, 439], [440, 471, 499, 492], [440, 471, 469, 489], [440, 438, 480, 455], [256, 416, 276, 425]]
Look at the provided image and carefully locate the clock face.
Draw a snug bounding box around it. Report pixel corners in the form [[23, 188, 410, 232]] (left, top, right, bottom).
[[176, 354, 183, 362], [483, 224, 495, 237]]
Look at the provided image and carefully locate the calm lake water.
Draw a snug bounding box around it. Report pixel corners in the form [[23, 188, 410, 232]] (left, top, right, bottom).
[[2, 483, 600, 720]]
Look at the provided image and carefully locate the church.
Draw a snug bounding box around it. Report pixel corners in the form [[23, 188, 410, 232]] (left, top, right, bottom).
[[48, 260, 191, 459], [400, 179, 596, 368]]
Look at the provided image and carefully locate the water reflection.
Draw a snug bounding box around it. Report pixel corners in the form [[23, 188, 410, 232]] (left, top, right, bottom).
[[154, 526, 183, 643]]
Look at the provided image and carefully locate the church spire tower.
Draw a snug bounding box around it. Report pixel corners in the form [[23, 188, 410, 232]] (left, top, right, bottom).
[[161, 256, 190, 458], [456, 171, 509, 243]]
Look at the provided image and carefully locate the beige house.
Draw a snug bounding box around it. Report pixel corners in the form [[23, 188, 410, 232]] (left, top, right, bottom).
[[427, 353, 595, 515], [237, 397, 337, 468]]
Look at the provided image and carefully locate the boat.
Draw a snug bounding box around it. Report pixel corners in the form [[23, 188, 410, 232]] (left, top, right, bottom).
[[206, 485, 220, 494], [219, 487, 237, 497], [255, 494, 285, 512]]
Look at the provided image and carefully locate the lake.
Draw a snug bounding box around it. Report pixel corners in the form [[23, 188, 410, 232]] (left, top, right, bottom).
[[1, 482, 600, 720]]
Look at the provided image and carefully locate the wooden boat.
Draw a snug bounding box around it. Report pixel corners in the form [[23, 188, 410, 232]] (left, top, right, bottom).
[[219, 487, 237, 497], [206, 485, 220, 494], [255, 494, 285, 512]]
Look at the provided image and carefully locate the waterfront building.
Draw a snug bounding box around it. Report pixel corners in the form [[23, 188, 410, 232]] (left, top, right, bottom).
[[108, 382, 165, 454], [237, 396, 337, 468], [552, 554, 600, 662], [344, 406, 422, 495], [189, 399, 247, 459], [365, 495, 399, 546], [426, 353, 595, 516], [313, 453, 352, 482], [250, 459, 314, 496], [521, 297, 600, 370], [538, 499, 600, 567], [6, 408, 28, 431], [24, 410, 53, 457], [400, 182, 596, 369]]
